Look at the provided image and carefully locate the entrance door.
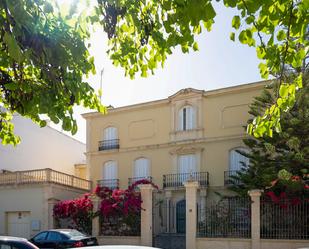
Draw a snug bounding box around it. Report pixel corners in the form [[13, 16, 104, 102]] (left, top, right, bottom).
[[176, 200, 186, 234], [7, 211, 31, 238]]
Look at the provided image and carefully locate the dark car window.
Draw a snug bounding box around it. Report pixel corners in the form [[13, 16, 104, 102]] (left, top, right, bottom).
[[60, 234, 69, 241], [46, 232, 62, 241], [33, 232, 48, 242]]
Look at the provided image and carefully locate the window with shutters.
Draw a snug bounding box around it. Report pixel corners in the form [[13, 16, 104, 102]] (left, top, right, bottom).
[[101, 161, 118, 189], [229, 148, 249, 172], [178, 154, 197, 174], [132, 157, 151, 181], [99, 126, 119, 151], [177, 154, 197, 183], [178, 105, 196, 131]]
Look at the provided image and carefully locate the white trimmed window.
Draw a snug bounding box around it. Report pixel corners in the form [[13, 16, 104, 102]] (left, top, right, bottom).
[[178, 154, 197, 174], [229, 148, 249, 172], [102, 161, 118, 188], [178, 105, 196, 131], [100, 126, 118, 150], [104, 126, 118, 141], [133, 158, 150, 179]]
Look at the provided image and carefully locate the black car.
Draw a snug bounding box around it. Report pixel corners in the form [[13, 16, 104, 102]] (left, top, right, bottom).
[[0, 236, 39, 249], [29, 229, 98, 249]]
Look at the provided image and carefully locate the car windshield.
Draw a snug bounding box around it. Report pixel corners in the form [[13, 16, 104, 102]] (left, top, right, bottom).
[[60, 230, 86, 238]]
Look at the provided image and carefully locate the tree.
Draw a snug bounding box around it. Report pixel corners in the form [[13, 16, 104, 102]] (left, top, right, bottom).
[[1, 0, 308, 145], [231, 72, 309, 197], [93, 0, 308, 137], [0, 0, 104, 145]]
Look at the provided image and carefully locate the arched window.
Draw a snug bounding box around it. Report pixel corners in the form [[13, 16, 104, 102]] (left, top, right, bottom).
[[133, 157, 150, 179], [229, 148, 249, 172], [101, 161, 118, 189], [99, 126, 119, 150], [178, 105, 196, 131]]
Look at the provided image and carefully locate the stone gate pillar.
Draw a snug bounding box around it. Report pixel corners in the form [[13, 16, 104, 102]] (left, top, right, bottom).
[[140, 184, 154, 246], [91, 196, 101, 237], [184, 180, 199, 249], [248, 189, 263, 249]]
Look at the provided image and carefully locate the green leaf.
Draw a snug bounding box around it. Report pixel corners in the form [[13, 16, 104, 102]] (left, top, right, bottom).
[[3, 33, 22, 62], [4, 83, 18, 90], [232, 15, 241, 29], [279, 84, 289, 98], [277, 30, 286, 41], [192, 42, 199, 51], [230, 32, 235, 41]]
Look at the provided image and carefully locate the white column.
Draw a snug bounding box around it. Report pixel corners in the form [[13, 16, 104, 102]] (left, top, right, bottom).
[[140, 184, 154, 246], [184, 181, 199, 249], [91, 196, 101, 237], [248, 189, 263, 249]]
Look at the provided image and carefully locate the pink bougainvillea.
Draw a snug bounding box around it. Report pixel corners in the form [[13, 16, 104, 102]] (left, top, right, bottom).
[[264, 171, 309, 208], [53, 193, 93, 234], [53, 178, 158, 234]]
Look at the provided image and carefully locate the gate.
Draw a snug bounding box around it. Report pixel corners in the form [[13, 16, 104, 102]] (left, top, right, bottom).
[[152, 192, 185, 249], [176, 200, 186, 233]]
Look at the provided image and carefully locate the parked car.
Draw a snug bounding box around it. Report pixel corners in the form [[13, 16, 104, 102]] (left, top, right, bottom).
[[0, 236, 39, 249], [29, 229, 98, 249]]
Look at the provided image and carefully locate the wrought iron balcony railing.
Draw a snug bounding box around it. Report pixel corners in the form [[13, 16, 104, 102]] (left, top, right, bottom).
[[224, 170, 241, 186], [128, 176, 153, 187], [97, 179, 119, 190], [163, 172, 209, 188], [98, 139, 120, 151]]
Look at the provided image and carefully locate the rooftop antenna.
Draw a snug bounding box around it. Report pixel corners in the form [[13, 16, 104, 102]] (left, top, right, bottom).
[[99, 68, 104, 104]]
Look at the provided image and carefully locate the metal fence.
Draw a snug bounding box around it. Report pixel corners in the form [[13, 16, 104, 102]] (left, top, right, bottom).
[[224, 170, 241, 186], [98, 139, 120, 151], [197, 197, 251, 238], [163, 172, 209, 188], [100, 214, 141, 236], [97, 179, 119, 190], [261, 197, 309, 240]]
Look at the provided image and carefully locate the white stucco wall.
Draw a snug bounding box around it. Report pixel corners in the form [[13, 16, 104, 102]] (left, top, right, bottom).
[[0, 115, 85, 175]]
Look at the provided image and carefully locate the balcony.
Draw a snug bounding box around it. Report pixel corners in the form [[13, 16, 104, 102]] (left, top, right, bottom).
[[224, 170, 241, 186], [0, 168, 92, 191], [128, 176, 153, 187], [97, 179, 119, 190], [163, 172, 209, 188], [98, 139, 120, 151]]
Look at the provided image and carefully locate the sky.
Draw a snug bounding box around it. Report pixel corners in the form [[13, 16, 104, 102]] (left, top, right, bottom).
[[51, 1, 262, 143]]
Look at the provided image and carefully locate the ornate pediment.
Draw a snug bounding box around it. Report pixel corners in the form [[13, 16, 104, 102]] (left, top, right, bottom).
[[168, 88, 204, 101]]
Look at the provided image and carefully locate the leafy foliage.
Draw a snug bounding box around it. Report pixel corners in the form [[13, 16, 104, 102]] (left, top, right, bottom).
[[0, 0, 104, 145], [231, 74, 309, 196], [92, 0, 308, 137], [1, 0, 308, 145], [53, 179, 157, 235]]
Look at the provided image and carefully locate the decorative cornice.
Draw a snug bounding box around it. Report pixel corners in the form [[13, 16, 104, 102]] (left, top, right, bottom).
[[82, 80, 269, 120]]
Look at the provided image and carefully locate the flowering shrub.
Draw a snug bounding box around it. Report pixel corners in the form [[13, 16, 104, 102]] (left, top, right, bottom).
[[53, 193, 93, 234], [264, 169, 309, 207], [53, 179, 158, 235]]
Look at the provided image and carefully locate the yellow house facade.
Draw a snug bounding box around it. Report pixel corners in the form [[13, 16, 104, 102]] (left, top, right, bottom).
[[83, 81, 265, 197]]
